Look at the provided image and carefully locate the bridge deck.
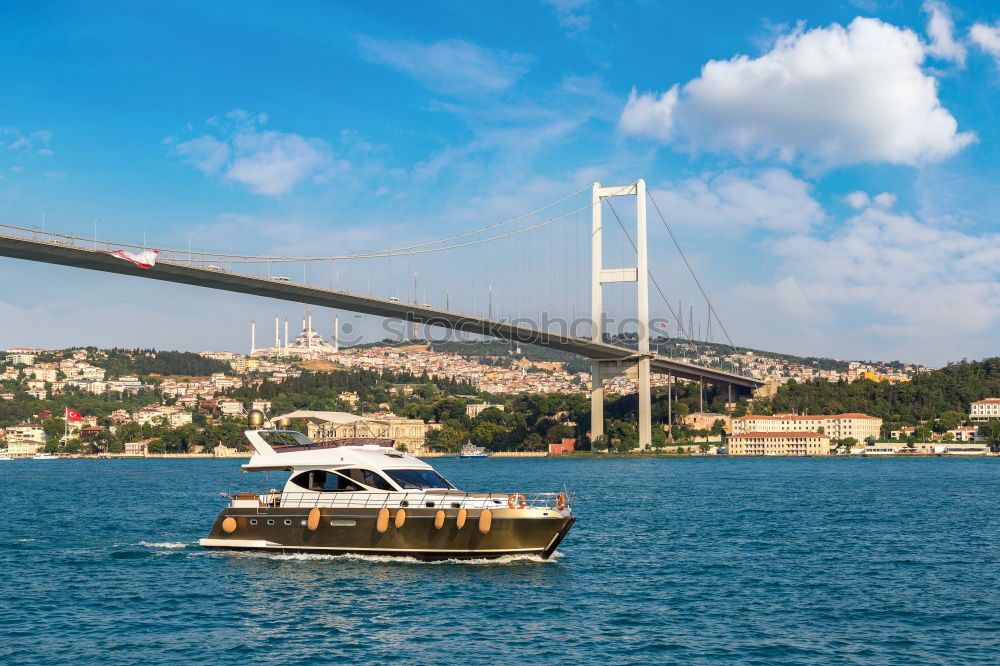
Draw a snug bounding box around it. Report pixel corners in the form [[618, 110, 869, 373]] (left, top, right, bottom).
[[0, 232, 762, 390]]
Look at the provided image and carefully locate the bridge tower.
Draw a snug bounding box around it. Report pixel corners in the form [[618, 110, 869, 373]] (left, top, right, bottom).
[[590, 179, 652, 450]]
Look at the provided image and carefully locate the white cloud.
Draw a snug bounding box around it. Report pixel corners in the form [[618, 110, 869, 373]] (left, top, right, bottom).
[[970, 21, 1000, 63], [923, 1, 966, 65], [619, 17, 975, 166], [1, 128, 53, 155], [619, 86, 677, 141], [357, 36, 531, 95], [651, 169, 824, 234], [873, 192, 897, 208], [847, 191, 897, 208], [171, 112, 336, 196], [739, 208, 1000, 360], [846, 191, 870, 209], [544, 0, 593, 31]]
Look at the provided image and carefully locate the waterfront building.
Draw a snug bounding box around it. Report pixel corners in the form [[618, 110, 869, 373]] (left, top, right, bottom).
[[549, 438, 576, 455], [124, 439, 153, 456], [932, 443, 990, 455], [727, 431, 831, 456], [732, 413, 881, 441], [861, 443, 906, 455], [969, 398, 1000, 422], [5, 424, 47, 457]]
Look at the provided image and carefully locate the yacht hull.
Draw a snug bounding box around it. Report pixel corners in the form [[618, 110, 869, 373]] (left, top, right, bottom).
[[200, 507, 574, 561]]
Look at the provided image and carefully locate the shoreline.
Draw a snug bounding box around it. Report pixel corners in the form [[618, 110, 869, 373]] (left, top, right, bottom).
[[7, 452, 996, 460]]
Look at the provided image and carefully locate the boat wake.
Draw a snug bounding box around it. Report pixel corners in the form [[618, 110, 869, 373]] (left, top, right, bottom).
[[136, 541, 195, 549], [215, 550, 563, 565]]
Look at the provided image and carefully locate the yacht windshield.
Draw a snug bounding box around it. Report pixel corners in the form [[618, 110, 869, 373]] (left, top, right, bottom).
[[260, 430, 315, 450], [384, 469, 454, 490]]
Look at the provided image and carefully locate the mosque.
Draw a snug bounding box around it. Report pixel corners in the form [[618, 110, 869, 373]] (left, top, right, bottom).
[[249, 308, 340, 359]]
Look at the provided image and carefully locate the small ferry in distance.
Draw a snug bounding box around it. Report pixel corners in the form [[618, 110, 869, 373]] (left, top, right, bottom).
[[459, 441, 490, 458], [31, 452, 58, 460], [0, 450, 11, 461], [199, 412, 574, 560]]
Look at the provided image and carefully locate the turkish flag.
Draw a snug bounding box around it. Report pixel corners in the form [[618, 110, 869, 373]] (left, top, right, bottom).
[[102, 249, 159, 269], [66, 408, 83, 421]]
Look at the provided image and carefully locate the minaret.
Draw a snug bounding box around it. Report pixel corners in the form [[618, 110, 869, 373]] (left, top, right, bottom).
[[307, 308, 313, 350], [274, 313, 279, 350], [250, 319, 256, 355], [284, 317, 289, 354], [333, 312, 340, 353]]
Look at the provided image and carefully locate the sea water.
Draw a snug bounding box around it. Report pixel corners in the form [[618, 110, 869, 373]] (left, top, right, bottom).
[[1, 457, 997, 665]]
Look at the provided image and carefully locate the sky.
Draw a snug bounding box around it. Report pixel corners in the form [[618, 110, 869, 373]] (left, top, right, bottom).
[[1, 0, 999, 366]]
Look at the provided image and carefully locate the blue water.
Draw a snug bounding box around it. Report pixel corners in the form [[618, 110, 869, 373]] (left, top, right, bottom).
[[2, 458, 998, 665]]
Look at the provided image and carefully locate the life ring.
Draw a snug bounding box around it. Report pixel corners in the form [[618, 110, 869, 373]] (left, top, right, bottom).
[[556, 493, 566, 511], [507, 493, 527, 509]]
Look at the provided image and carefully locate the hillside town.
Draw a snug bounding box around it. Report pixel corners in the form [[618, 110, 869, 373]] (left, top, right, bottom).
[[0, 315, 997, 458]]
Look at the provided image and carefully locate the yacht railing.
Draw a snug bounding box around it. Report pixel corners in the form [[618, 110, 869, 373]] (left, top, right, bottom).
[[226, 490, 573, 511]]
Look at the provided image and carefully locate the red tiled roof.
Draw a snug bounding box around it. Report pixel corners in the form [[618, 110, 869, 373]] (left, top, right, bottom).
[[733, 413, 878, 421], [730, 431, 828, 439], [971, 398, 1000, 404]]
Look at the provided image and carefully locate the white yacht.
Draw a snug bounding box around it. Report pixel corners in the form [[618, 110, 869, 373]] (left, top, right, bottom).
[[200, 417, 574, 560], [0, 450, 12, 461], [459, 441, 490, 458], [31, 452, 58, 460]]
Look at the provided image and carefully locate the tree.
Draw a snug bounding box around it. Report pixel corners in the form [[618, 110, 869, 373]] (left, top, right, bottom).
[[978, 420, 1000, 452], [936, 410, 965, 432], [591, 434, 608, 452], [524, 433, 545, 452], [426, 425, 467, 452]]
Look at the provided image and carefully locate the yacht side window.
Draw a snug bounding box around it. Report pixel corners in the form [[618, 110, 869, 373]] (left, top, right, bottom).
[[359, 469, 395, 491], [289, 470, 361, 492]]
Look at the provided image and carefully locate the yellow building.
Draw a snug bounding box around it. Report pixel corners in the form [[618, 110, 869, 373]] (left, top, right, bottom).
[[727, 431, 831, 456]]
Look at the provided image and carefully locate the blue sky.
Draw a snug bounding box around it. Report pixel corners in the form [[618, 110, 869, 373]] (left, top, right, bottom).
[[1, 0, 999, 365]]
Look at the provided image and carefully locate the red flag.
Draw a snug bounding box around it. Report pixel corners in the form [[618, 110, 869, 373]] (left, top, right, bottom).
[[102, 249, 159, 269], [66, 408, 83, 421]]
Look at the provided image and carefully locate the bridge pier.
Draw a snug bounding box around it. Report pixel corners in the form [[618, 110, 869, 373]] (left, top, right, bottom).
[[590, 361, 604, 446]]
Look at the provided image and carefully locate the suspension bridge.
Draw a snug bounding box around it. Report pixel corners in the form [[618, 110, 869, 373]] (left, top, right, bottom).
[[0, 179, 763, 448]]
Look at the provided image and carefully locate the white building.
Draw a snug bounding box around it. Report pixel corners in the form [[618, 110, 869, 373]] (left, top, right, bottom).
[[969, 399, 1000, 422], [732, 413, 882, 441], [5, 351, 38, 365], [28, 367, 58, 382], [6, 424, 47, 457], [107, 376, 144, 393]]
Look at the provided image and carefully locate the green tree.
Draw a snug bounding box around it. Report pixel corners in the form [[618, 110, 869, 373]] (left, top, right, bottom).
[[978, 420, 1000, 452], [936, 410, 965, 432]]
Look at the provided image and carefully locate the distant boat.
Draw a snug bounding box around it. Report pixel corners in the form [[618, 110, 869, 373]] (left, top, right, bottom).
[[31, 452, 58, 460], [459, 441, 490, 458], [0, 450, 11, 461]]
